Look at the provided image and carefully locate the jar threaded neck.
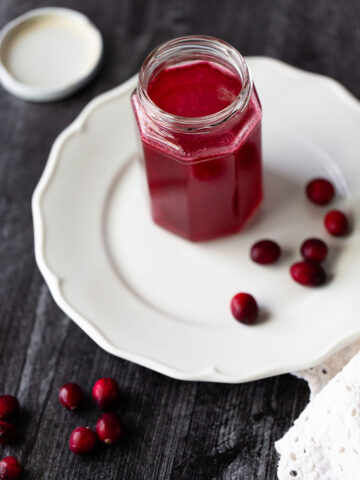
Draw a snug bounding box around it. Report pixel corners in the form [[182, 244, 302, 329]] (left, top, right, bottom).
[[137, 35, 253, 133]]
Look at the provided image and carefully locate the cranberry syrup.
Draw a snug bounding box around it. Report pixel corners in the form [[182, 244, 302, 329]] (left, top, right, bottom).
[[132, 59, 262, 241]]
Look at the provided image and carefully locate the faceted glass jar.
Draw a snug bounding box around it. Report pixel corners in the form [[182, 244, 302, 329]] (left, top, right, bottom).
[[131, 36, 262, 242]]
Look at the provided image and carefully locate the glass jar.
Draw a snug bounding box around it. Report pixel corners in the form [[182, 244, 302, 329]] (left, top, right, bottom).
[[131, 35, 262, 242]]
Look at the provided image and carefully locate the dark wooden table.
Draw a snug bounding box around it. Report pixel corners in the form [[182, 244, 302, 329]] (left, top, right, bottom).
[[0, 1, 358, 478]]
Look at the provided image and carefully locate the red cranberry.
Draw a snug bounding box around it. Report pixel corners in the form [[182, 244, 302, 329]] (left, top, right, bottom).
[[92, 378, 119, 410], [96, 413, 123, 444], [300, 238, 328, 263], [230, 293, 258, 325], [0, 396, 19, 421], [0, 456, 21, 480], [59, 383, 83, 411], [250, 239, 281, 265], [306, 178, 335, 205], [324, 210, 349, 236], [69, 427, 97, 454], [0, 421, 15, 445], [290, 261, 326, 286]]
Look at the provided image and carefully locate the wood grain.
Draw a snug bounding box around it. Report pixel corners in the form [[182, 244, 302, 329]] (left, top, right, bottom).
[[0, 0, 358, 478]]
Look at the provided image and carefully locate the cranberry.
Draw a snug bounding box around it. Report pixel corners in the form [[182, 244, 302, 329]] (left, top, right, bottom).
[[250, 239, 281, 265], [0, 396, 19, 421], [96, 413, 123, 444], [230, 293, 258, 325], [306, 178, 335, 205], [0, 456, 21, 480], [69, 427, 97, 454], [92, 378, 119, 410], [290, 261, 326, 286], [59, 383, 83, 411], [0, 421, 15, 445], [324, 210, 349, 236], [301, 238, 328, 263]]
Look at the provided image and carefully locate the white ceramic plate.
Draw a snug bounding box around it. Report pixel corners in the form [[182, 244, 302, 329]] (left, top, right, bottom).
[[32, 58, 360, 382]]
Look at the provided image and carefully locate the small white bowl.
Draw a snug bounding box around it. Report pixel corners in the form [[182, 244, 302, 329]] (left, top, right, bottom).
[[0, 7, 103, 102]]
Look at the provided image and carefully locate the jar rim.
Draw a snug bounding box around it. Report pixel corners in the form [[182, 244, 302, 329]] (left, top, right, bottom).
[[137, 35, 253, 133]]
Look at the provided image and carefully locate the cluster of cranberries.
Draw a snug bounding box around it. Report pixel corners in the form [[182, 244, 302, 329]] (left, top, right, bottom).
[[0, 379, 123, 478], [60, 378, 123, 455], [0, 395, 21, 479], [231, 177, 350, 325]]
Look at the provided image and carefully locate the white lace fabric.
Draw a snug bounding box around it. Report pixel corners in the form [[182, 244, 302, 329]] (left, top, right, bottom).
[[295, 339, 360, 399], [276, 340, 360, 480]]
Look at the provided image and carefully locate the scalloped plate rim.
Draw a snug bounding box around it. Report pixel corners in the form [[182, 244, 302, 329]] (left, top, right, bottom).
[[32, 57, 360, 382]]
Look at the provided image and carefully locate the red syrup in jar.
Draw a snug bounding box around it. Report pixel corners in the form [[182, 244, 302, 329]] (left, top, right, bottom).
[[132, 40, 262, 242], [147, 61, 241, 118]]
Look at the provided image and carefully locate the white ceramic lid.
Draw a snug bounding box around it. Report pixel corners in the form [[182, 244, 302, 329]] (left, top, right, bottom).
[[0, 8, 103, 102]]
